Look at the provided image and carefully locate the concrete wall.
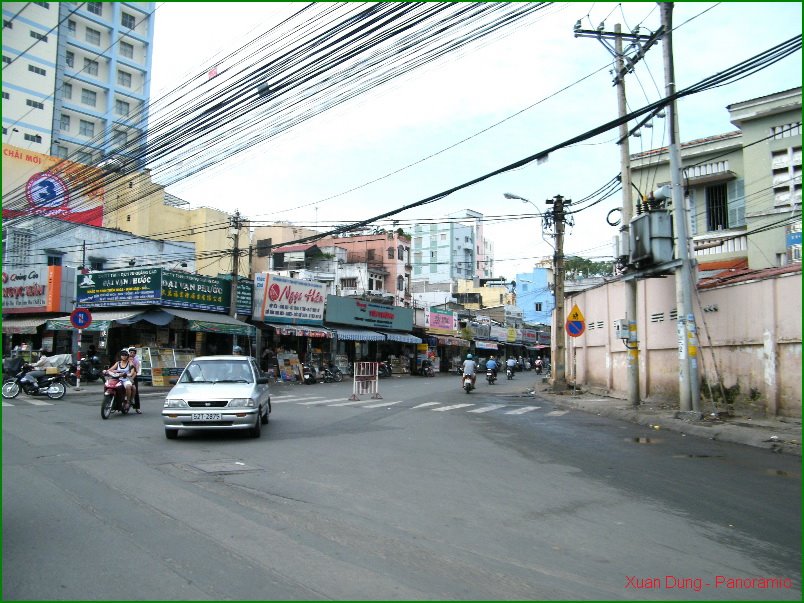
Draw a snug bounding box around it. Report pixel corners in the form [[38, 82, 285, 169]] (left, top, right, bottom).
[[565, 271, 801, 417]]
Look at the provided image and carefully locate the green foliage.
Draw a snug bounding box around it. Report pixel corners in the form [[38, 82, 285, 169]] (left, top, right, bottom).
[[564, 256, 614, 280]]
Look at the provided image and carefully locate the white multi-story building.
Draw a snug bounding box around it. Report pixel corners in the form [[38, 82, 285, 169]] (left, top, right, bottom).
[[2, 2, 155, 166]]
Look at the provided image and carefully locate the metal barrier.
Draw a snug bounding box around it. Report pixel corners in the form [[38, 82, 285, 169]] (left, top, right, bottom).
[[350, 362, 382, 400]]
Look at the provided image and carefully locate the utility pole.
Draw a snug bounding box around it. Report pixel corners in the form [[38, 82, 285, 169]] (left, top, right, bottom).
[[229, 211, 242, 351], [575, 21, 663, 407], [660, 3, 701, 415], [546, 194, 569, 389]]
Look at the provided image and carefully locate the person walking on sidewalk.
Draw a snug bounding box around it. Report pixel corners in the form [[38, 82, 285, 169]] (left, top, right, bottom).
[[128, 346, 142, 413]]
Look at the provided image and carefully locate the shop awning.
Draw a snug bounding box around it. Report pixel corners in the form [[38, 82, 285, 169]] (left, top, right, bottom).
[[160, 308, 255, 336], [374, 330, 421, 344], [45, 309, 151, 332], [526, 345, 549, 351], [474, 340, 501, 350], [266, 323, 333, 338], [1, 317, 47, 334], [433, 336, 471, 347], [332, 328, 385, 342]]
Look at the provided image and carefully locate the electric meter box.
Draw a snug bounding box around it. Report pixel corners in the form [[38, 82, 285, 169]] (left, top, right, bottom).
[[613, 320, 630, 339], [629, 211, 674, 267]]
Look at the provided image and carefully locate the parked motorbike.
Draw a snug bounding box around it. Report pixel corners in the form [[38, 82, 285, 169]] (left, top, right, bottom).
[[302, 364, 318, 385], [419, 360, 435, 377], [100, 371, 132, 419], [377, 361, 393, 379], [2, 364, 67, 400], [486, 369, 497, 385], [463, 374, 475, 394], [506, 366, 514, 380], [320, 365, 344, 383], [78, 356, 103, 382]]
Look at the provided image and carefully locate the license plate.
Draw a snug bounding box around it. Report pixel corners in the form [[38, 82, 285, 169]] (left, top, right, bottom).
[[191, 412, 222, 421]]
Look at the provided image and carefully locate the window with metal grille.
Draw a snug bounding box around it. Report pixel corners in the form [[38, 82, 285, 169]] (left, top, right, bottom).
[[2, 92, 9, 100], [85, 27, 100, 45], [83, 58, 98, 76], [705, 183, 728, 231], [62, 83, 72, 99], [66, 51, 74, 67], [115, 99, 130, 116], [26, 99, 45, 110], [87, 2, 102, 15], [117, 70, 131, 87], [79, 119, 94, 137], [772, 146, 802, 207], [2, 55, 10, 64], [33, 2, 50, 8], [24, 133, 42, 143], [535, 302, 542, 311], [121, 12, 135, 29], [28, 64, 46, 76], [120, 41, 134, 59], [387, 247, 394, 259], [3, 19, 12, 29], [60, 114, 70, 131], [30, 31, 48, 42], [81, 88, 96, 106], [397, 276, 405, 291], [67, 20, 75, 34]]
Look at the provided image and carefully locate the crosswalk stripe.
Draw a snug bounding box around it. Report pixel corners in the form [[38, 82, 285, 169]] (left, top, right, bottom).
[[298, 398, 344, 405], [505, 406, 540, 415], [328, 400, 370, 407], [433, 403, 474, 412], [411, 402, 441, 409], [467, 404, 507, 413], [545, 410, 567, 417], [26, 399, 54, 406], [362, 400, 401, 408]]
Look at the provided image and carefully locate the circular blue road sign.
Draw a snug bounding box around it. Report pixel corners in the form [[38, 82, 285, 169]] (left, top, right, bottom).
[[70, 308, 93, 329]]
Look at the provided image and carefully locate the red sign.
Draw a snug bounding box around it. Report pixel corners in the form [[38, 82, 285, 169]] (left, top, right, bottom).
[[70, 308, 93, 329]]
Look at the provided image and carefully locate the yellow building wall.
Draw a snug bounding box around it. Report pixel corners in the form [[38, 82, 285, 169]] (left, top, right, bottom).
[[454, 279, 515, 309]]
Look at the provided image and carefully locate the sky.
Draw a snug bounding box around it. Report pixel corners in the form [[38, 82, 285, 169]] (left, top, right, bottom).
[[148, 2, 802, 280]]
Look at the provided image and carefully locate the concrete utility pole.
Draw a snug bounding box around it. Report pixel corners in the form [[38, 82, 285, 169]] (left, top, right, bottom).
[[574, 21, 663, 407], [229, 211, 242, 350], [660, 3, 701, 415], [547, 194, 569, 389]]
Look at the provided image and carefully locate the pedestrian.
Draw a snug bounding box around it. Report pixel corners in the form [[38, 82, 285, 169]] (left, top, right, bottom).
[[128, 346, 142, 413]]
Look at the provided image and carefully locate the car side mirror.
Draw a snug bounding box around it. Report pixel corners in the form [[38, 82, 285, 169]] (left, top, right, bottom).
[[256, 377, 270, 385]]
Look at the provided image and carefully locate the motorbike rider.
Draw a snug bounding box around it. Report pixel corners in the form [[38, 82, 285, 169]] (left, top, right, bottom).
[[460, 353, 477, 388], [506, 356, 517, 375], [486, 355, 499, 379], [106, 349, 136, 405]]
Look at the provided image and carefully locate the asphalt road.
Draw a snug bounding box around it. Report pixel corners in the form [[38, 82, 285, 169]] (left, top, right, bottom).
[[3, 374, 801, 600]]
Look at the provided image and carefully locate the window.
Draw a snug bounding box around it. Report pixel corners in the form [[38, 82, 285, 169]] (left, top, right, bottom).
[[55, 145, 68, 158], [79, 119, 95, 137], [771, 122, 802, 139], [397, 276, 405, 291], [115, 99, 130, 116], [340, 278, 357, 289], [3, 91, 10, 100], [121, 12, 136, 29], [24, 133, 42, 143], [1, 128, 5, 135], [705, 183, 729, 231], [119, 41, 134, 59], [87, 2, 102, 15], [112, 129, 126, 146], [387, 247, 394, 259], [397, 245, 404, 260], [117, 70, 131, 87], [2, 55, 10, 64], [85, 27, 101, 45], [84, 58, 99, 76], [30, 31, 48, 42], [33, 2, 50, 8], [3, 19, 12, 29], [26, 99, 45, 110], [75, 151, 92, 163], [772, 146, 802, 207], [65, 51, 74, 68], [60, 114, 70, 131], [47, 255, 62, 266], [90, 259, 105, 271], [440, 233, 446, 241], [67, 20, 76, 34], [535, 302, 542, 312], [366, 249, 375, 261], [62, 83, 72, 99], [81, 88, 97, 106]]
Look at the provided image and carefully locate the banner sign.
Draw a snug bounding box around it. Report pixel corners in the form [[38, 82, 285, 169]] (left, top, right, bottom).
[[2, 144, 104, 226], [424, 307, 457, 333], [522, 328, 539, 343], [489, 324, 507, 342], [161, 270, 227, 312], [326, 295, 413, 331], [253, 273, 326, 325], [2, 266, 63, 313]]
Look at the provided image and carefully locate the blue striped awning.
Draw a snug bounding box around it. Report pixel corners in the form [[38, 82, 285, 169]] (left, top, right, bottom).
[[375, 331, 422, 344], [333, 328, 385, 342]]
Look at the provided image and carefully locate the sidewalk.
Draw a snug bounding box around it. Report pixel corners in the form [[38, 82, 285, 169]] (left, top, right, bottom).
[[528, 378, 801, 456]]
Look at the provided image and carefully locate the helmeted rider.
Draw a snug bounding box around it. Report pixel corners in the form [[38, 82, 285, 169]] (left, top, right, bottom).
[[486, 355, 498, 379], [106, 349, 136, 405], [461, 353, 477, 388], [506, 356, 517, 374]]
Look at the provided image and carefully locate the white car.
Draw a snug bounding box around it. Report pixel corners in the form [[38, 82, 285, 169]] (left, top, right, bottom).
[[162, 355, 271, 439]]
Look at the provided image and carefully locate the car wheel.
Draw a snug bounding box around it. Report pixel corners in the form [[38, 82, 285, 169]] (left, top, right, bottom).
[[165, 428, 178, 439], [2, 381, 21, 399], [250, 412, 262, 438], [261, 402, 270, 424]]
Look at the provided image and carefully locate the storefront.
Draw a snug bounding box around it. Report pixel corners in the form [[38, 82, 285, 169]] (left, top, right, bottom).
[[261, 323, 334, 381]]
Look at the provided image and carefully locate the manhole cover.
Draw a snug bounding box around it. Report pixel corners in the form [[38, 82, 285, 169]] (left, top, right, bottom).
[[190, 461, 260, 474]]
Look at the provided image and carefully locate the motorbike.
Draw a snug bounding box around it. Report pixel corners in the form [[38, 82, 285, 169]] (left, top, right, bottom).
[[100, 371, 132, 419], [2, 364, 67, 400], [486, 368, 497, 385], [78, 356, 103, 382], [320, 365, 344, 383], [302, 364, 318, 385], [506, 366, 514, 380], [377, 361, 393, 378], [463, 374, 475, 394], [535, 362, 543, 375], [419, 360, 435, 377]]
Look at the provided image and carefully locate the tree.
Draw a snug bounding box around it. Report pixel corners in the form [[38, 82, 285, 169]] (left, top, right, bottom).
[[564, 256, 614, 280]]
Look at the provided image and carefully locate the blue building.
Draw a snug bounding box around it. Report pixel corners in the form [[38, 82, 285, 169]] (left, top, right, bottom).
[[515, 266, 553, 326]]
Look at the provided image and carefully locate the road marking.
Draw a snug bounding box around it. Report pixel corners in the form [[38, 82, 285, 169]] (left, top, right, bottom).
[[545, 410, 568, 417], [362, 400, 401, 408], [432, 403, 474, 412], [505, 406, 540, 415], [26, 399, 54, 406], [298, 398, 343, 405], [328, 400, 370, 407], [467, 404, 507, 413], [2, 401, 13, 407], [411, 402, 441, 409]]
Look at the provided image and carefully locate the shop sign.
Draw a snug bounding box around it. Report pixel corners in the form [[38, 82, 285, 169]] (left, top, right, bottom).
[[538, 331, 551, 345], [2, 265, 62, 313], [522, 328, 539, 343], [237, 280, 253, 315], [326, 295, 413, 331], [424, 307, 457, 333], [162, 270, 228, 312], [489, 324, 507, 342], [253, 273, 326, 325], [77, 268, 162, 306]]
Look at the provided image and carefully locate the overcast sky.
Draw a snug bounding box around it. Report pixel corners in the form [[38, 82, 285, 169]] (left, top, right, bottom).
[[148, 2, 802, 279]]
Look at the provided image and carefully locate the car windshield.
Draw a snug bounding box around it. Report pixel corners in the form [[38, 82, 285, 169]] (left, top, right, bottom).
[[179, 360, 253, 384]]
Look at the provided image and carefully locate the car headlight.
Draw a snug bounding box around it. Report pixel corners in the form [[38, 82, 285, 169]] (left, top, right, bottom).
[[164, 398, 189, 408], [227, 398, 255, 408]]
